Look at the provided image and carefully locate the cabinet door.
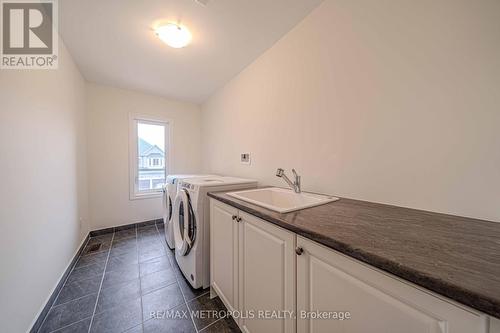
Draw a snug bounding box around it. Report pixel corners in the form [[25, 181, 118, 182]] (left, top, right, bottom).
[[491, 317, 500, 333], [238, 211, 296, 333], [210, 199, 239, 312], [297, 236, 487, 333]]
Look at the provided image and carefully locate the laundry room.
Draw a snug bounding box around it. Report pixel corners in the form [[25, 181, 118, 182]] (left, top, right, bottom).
[[1, 1, 500, 333]]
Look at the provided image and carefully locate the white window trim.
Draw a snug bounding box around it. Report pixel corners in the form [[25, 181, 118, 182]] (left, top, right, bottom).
[[129, 113, 173, 200]]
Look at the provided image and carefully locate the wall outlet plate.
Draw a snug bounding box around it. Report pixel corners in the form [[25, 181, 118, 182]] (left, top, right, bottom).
[[241, 153, 251, 165]]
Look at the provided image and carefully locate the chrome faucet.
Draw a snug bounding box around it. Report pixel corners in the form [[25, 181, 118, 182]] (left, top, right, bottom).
[[276, 168, 301, 193]]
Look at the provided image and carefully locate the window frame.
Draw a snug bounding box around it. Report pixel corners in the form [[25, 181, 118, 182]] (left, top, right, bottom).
[[129, 113, 172, 200]]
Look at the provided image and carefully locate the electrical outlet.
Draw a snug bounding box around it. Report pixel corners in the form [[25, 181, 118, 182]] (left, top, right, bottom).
[[240, 153, 251, 165]]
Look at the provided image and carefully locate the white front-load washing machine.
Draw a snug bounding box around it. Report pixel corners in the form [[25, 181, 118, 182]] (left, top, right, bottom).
[[162, 174, 215, 249], [173, 176, 257, 289]]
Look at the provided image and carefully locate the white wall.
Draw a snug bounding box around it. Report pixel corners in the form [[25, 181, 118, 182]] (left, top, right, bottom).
[[0, 40, 89, 332], [86, 84, 201, 230], [201, 0, 500, 222]]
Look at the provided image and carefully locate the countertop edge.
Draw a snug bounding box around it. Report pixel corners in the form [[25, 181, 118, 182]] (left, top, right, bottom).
[[207, 192, 500, 319]]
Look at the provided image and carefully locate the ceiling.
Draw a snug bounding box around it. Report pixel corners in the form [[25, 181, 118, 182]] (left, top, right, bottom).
[[59, 0, 323, 103]]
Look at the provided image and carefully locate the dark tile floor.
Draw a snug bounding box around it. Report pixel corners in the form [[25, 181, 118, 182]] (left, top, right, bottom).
[[38, 221, 241, 333]]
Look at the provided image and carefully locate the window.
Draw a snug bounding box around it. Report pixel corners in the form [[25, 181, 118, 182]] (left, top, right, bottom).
[[129, 114, 171, 199]]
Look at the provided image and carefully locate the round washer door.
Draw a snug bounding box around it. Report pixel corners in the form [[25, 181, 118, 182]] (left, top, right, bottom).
[[173, 189, 196, 256], [162, 185, 169, 224], [166, 186, 175, 222], [164, 184, 177, 249]]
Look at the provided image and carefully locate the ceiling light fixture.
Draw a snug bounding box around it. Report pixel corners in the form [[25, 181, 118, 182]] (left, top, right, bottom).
[[155, 23, 192, 48]]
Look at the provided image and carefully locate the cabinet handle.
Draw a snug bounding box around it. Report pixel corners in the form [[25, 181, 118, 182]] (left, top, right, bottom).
[[236, 217, 242, 222], [232, 215, 237, 220], [295, 247, 304, 255]]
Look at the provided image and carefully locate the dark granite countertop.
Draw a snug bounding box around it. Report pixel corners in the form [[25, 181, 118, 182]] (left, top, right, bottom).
[[208, 189, 500, 319]]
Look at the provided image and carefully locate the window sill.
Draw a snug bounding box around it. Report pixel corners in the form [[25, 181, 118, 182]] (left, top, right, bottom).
[[130, 192, 162, 201]]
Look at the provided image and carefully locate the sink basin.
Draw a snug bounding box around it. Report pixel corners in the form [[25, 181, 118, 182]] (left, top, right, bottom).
[[226, 187, 339, 213]]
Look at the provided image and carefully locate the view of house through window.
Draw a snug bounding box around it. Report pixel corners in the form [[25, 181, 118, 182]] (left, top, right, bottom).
[[137, 121, 167, 192]]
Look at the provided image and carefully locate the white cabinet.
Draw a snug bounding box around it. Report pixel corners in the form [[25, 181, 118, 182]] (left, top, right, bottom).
[[491, 317, 500, 333], [209, 199, 296, 333], [210, 199, 490, 333], [296, 236, 487, 333], [238, 211, 295, 333], [210, 200, 239, 312]]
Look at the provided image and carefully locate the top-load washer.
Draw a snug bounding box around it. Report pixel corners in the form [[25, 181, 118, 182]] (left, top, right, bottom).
[[162, 174, 215, 249], [173, 176, 257, 289]]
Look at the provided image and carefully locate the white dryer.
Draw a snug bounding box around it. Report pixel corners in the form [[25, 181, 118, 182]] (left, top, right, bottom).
[[173, 176, 257, 289], [162, 174, 215, 249]]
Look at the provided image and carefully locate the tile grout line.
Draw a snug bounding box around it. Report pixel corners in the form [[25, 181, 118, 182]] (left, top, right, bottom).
[[50, 251, 111, 308], [135, 224, 145, 330], [140, 277, 178, 297], [159, 222, 226, 332], [75, 251, 109, 269], [154, 223, 200, 333], [48, 292, 98, 309], [156, 222, 230, 332], [37, 236, 92, 333], [87, 230, 115, 333], [47, 315, 92, 333], [198, 317, 224, 332], [178, 267, 200, 332]]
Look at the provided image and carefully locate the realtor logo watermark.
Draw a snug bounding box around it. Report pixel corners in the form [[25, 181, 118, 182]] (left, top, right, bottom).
[[1, 0, 58, 69]]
